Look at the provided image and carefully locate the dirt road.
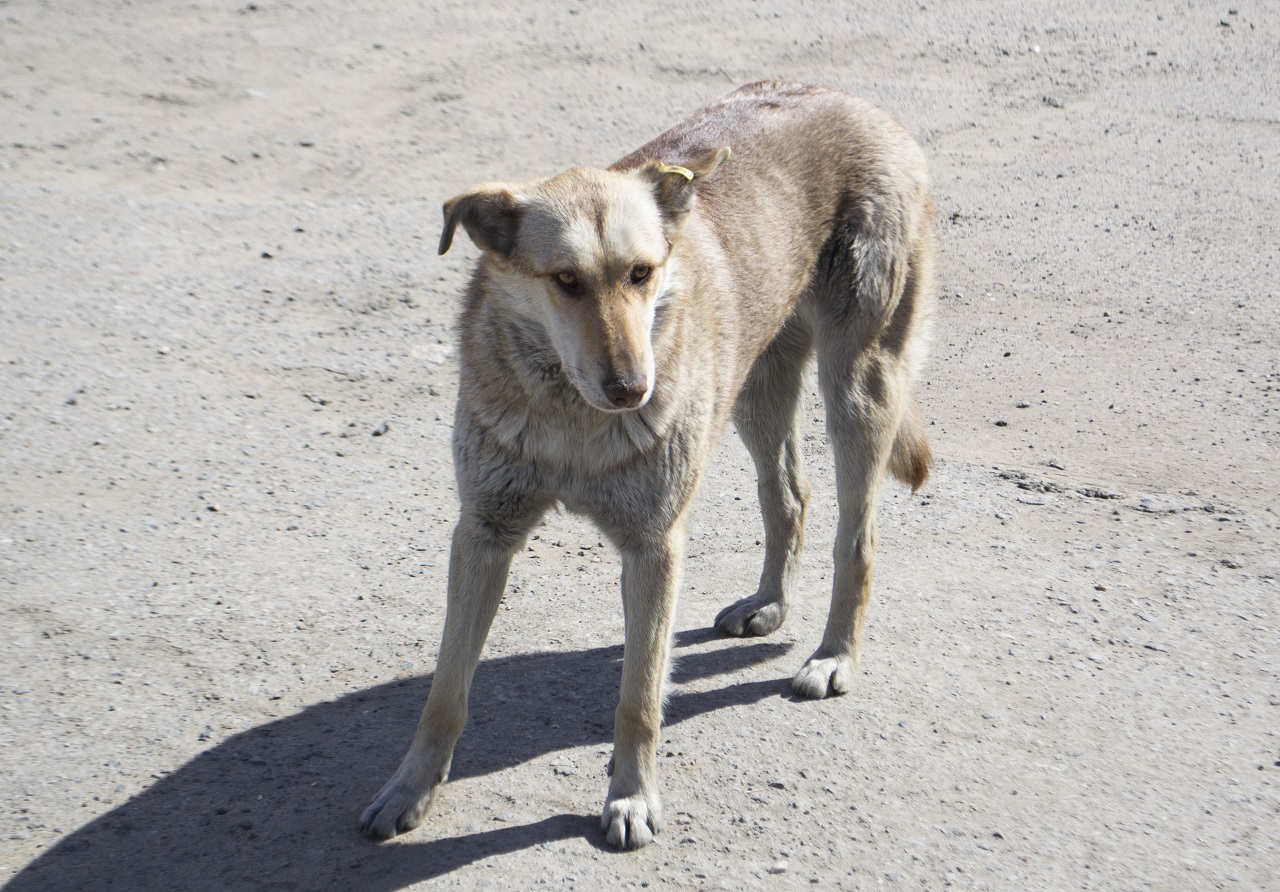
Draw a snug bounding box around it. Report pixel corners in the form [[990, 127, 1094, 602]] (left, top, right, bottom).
[[2, 1, 1277, 888]]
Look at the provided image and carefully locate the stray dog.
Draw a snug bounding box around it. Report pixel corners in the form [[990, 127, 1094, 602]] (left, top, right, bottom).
[[360, 81, 936, 849]]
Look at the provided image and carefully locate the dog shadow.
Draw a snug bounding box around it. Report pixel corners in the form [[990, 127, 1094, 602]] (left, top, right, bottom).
[[5, 629, 792, 891]]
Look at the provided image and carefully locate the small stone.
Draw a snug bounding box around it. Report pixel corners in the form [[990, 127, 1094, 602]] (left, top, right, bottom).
[[158, 345, 171, 355], [372, 421, 389, 437], [768, 861, 788, 875], [1136, 495, 1183, 514]]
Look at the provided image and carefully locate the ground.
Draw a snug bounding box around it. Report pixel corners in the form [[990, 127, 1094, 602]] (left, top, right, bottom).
[[1, 1, 1277, 889]]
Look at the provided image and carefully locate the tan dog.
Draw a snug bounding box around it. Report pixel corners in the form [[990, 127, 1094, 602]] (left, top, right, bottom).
[[360, 81, 936, 849]]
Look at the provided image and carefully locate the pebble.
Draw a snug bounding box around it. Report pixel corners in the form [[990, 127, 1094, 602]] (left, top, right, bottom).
[[1136, 495, 1185, 514], [768, 861, 788, 875]]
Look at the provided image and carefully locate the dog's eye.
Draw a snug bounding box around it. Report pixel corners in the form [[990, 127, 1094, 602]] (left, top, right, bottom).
[[630, 265, 652, 285], [555, 271, 579, 290]]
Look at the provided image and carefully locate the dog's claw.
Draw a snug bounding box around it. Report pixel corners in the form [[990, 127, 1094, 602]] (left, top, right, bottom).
[[359, 778, 437, 841], [714, 594, 786, 637], [602, 792, 662, 850], [791, 652, 856, 699]]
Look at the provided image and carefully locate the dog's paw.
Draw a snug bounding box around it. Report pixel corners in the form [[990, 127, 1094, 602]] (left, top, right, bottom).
[[359, 776, 438, 841], [601, 791, 662, 850], [791, 651, 856, 699], [714, 594, 786, 637]]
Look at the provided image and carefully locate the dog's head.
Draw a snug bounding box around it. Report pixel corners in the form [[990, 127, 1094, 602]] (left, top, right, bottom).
[[438, 146, 730, 413]]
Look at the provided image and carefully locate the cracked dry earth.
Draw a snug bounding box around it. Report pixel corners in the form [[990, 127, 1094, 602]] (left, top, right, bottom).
[[2, 0, 1278, 889]]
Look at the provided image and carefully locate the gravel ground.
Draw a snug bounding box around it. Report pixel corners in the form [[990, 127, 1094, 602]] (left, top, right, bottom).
[[2, 1, 1277, 889]]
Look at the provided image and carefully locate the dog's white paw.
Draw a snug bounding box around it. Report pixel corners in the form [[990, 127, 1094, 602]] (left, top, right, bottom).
[[715, 594, 786, 637], [601, 790, 662, 850], [359, 774, 439, 841], [791, 651, 856, 699]]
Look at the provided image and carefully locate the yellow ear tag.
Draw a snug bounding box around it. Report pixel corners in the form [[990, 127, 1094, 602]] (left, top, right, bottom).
[[657, 162, 695, 182]]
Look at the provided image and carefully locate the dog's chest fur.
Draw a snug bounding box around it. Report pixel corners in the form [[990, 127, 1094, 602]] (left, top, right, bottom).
[[451, 270, 729, 532]]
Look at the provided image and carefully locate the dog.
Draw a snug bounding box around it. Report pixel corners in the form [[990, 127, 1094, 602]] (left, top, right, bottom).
[[360, 81, 936, 850]]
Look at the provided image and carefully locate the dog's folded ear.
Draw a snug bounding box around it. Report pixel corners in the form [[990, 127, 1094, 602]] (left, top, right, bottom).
[[641, 146, 731, 236], [439, 185, 523, 257]]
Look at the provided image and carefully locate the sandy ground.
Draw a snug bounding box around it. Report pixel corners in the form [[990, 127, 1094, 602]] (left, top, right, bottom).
[[2, 1, 1278, 889]]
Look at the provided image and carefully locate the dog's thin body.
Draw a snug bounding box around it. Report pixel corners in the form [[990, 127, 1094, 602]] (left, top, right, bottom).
[[361, 81, 936, 849]]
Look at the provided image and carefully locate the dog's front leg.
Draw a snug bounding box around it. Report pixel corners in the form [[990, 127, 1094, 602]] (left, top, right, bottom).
[[360, 512, 534, 840], [602, 524, 685, 850]]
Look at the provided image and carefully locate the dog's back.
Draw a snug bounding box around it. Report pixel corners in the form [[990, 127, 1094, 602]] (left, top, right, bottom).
[[614, 81, 936, 489]]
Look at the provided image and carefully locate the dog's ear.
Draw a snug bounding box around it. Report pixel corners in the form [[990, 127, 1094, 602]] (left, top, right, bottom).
[[640, 146, 730, 235], [439, 184, 523, 257]]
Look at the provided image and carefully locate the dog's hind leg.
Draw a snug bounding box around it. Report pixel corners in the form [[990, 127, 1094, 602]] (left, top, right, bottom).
[[792, 216, 932, 699], [360, 500, 547, 840], [792, 339, 906, 698], [715, 317, 813, 638]]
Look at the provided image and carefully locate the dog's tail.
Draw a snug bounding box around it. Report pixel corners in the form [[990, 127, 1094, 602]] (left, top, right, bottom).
[[888, 401, 932, 493]]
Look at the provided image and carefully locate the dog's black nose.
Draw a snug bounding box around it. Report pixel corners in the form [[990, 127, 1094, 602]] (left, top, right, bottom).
[[603, 376, 649, 409]]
